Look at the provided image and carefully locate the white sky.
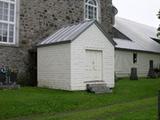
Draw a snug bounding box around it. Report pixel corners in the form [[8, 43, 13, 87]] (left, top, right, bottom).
[[113, 0, 160, 27]]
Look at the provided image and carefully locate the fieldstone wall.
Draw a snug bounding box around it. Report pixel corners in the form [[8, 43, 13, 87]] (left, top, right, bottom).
[[0, 46, 29, 85], [19, 0, 113, 45], [100, 0, 113, 33], [0, 0, 114, 85], [20, 0, 84, 46]]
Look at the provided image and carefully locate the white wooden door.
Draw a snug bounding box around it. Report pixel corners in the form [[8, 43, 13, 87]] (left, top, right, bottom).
[[86, 50, 103, 81]]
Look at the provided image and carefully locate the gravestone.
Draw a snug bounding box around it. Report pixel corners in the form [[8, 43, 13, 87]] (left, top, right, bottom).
[[10, 72, 17, 83], [0, 66, 6, 85], [148, 60, 156, 78], [0, 65, 20, 89], [130, 68, 138, 80], [5, 66, 10, 85], [0, 72, 5, 85]]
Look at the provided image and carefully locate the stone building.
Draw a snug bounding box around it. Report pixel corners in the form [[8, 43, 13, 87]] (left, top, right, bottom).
[[0, 0, 117, 85]]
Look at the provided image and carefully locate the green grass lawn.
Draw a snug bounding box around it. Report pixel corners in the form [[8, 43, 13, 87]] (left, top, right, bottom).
[[0, 78, 159, 120]]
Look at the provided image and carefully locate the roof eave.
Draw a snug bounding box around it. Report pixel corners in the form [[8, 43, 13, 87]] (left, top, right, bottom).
[[37, 20, 117, 47], [37, 40, 71, 48], [115, 47, 160, 54]]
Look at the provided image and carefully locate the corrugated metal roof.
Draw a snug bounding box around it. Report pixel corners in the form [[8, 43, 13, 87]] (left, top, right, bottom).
[[114, 17, 160, 54], [114, 38, 148, 52], [37, 20, 115, 47], [37, 20, 95, 46]]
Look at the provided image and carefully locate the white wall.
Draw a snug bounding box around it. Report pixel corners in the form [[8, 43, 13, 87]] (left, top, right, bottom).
[[71, 24, 115, 90], [38, 44, 71, 90], [115, 50, 160, 77]]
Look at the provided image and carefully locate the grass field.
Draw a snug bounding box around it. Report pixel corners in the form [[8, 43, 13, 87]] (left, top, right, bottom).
[[0, 78, 159, 120]]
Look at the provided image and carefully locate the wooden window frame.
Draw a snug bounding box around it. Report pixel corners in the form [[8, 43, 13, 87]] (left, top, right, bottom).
[[84, 0, 100, 21], [0, 0, 17, 45]]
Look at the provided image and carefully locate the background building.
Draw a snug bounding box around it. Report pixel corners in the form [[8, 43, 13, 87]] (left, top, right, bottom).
[[0, 0, 116, 85]]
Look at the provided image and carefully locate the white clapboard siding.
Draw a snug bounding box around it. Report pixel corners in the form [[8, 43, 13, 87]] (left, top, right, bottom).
[[38, 22, 115, 91], [71, 24, 115, 90], [115, 50, 160, 77], [38, 44, 71, 90]]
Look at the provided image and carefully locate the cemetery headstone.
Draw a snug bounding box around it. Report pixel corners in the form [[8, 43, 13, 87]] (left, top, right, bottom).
[[130, 67, 138, 80], [0, 65, 20, 89], [148, 60, 156, 78]]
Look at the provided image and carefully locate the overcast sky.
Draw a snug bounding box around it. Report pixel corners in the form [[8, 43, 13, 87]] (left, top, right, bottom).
[[113, 0, 160, 28]]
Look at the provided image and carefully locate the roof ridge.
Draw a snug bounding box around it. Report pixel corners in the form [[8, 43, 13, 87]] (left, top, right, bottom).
[[62, 20, 95, 28], [116, 17, 157, 29]]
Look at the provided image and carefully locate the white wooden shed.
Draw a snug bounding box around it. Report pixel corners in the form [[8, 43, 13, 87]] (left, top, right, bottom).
[[37, 20, 115, 91]]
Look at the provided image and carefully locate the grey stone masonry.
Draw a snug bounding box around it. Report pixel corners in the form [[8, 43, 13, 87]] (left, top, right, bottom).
[[87, 83, 113, 94], [19, 0, 113, 45], [0, 0, 115, 84]]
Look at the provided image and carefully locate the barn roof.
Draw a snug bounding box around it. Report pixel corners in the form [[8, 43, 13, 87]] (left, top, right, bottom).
[[114, 17, 160, 54], [37, 20, 115, 47]]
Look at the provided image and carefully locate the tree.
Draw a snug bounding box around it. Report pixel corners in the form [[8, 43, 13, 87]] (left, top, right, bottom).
[[157, 10, 160, 38]]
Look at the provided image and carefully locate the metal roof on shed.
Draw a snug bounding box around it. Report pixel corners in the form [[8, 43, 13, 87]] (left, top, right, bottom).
[[37, 20, 115, 47], [114, 17, 160, 54]]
